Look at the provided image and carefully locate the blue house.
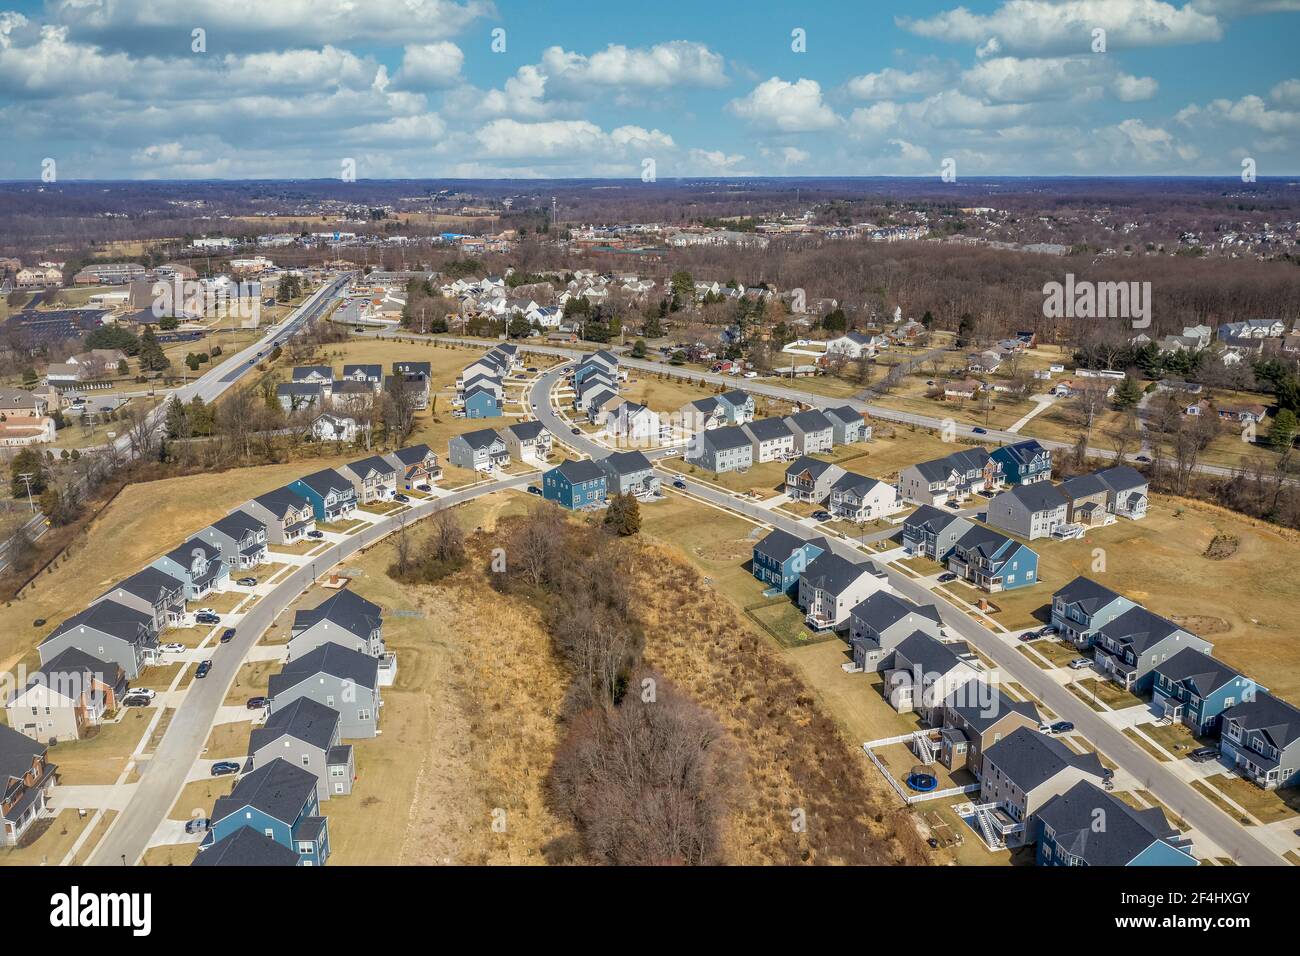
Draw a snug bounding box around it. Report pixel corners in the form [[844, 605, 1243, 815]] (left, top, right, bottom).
[[947, 525, 1039, 593], [1151, 648, 1262, 736], [204, 758, 330, 865], [151, 536, 228, 601], [991, 439, 1052, 485], [542, 459, 607, 510], [1036, 781, 1197, 867], [751, 529, 828, 596], [289, 468, 358, 522], [1050, 576, 1136, 647], [463, 385, 501, 419]]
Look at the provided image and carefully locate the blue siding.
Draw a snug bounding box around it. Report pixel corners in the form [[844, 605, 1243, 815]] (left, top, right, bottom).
[[751, 542, 825, 595], [464, 391, 500, 419], [543, 469, 607, 510], [998, 544, 1039, 591]]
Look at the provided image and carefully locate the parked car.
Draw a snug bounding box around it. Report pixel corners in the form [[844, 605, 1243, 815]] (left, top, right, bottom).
[[1019, 631, 1041, 642], [394, 493, 410, 503], [307, 530, 325, 539], [237, 576, 258, 587], [1190, 747, 1221, 763], [32, 618, 46, 627], [220, 628, 237, 644], [415, 484, 430, 492], [1038, 625, 1058, 637], [122, 695, 152, 708], [1049, 721, 1075, 735], [945, 500, 961, 509], [195, 613, 220, 625], [196, 607, 216, 617], [570, 427, 581, 435], [1068, 657, 1092, 670], [527, 486, 542, 496], [195, 660, 213, 679], [125, 687, 156, 700], [811, 510, 832, 522], [185, 818, 210, 834], [937, 572, 958, 583], [526, 367, 538, 372], [246, 696, 268, 710], [1135, 454, 1151, 463], [209, 760, 240, 777], [159, 642, 186, 654], [972, 426, 987, 434]]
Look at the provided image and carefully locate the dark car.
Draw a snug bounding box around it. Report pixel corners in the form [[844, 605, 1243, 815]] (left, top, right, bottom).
[[195, 613, 220, 626], [185, 818, 210, 834], [415, 483, 430, 492], [972, 426, 988, 434], [195, 660, 213, 679], [32, 618, 46, 627], [570, 427, 581, 435], [122, 695, 152, 708], [812, 510, 832, 522], [307, 530, 325, 539], [209, 760, 240, 777], [237, 576, 257, 587], [526, 367, 538, 372], [527, 486, 542, 496], [246, 696, 268, 710], [220, 628, 237, 644], [1018, 631, 1042, 642], [937, 572, 958, 583], [1135, 454, 1151, 463], [1190, 746, 1220, 763], [672, 478, 687, 490], [394, 493, 410, 503], [1049, 721, 1075, 735]]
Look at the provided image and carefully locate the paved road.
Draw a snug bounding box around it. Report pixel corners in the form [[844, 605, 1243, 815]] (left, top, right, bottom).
[[89, 472, 530, 866], [528, 367, 1284, 866]]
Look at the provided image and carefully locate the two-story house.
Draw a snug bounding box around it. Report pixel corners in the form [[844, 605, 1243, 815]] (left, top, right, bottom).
[[5, 648, 127, 743], [829, 472, 900, 523], [289, 588, 385, 661], [596, 450, 660, 498], [1092, 607, 1212, 692], [751, 529, 828, 597], [985, 482, 1069, 540], [899, 448, 1002, 507], [798, 552, 889, 631], [742, 417, 796, 463], [239, 487, 316, 546], [939, 680, 1040, 776], [383, 444, 442, 490], [680, 397, 728, 432], [339, 363, 383, 393], [93, 567, 186, 632], [38, 600, 158, 680], [1096, 465, 1149, 520], [1058, 472, 1115, 528], [543, 459, 608, 510], [447, 428, 509, 472], [339, 455, 398, 504], [192, 827, 304, 866], [715, 389, 755, 424], [1151, 648, 1262, 736], [1036, 781, 1196, 866], [269, 643, 381, 739], [990, 439, 1052, 485], [248, 697, 354, 802], [289, 469, 359, 522], [1050, 576, 1136, 647], [884, 633, 981, 722], [0, 724, 58, 847], [978, 727, 1106, 847], [686, 425, 754, 473], [1219, 691, 1300, 790], [947, 526, 1039, 593], [151, 536, 228, 601], [823, 405, 869, 444], [502, 421, 552, 463], [847, 590, 944, 672], [391, 361, 431, 409], [783, 457, 844, 503], [198, 511, 269, 571], [205, 758, 330, 865], [901, 505, 974, 562], [783, 409, 835, 455]]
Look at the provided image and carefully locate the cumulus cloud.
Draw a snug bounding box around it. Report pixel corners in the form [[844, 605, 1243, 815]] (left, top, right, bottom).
[[471, 119, 672, 160], [845, 65, 952, 99], [397, 42, 464, 88], [962, 56, 1155, 102], [540, 41, 726, 92], [728, 77, 840, 132]]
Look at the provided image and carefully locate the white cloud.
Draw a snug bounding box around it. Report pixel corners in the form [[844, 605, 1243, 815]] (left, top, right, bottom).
[[540, 41, 726, 91], [909, 89, 1030, 128], [471, 119, 672, 160], [728, 77, 840, 132], [847, 102, 904, 136], [845, 66, 951, 99], [1271, 78, 1300, 106], [687, 148, 748, 173], [1112, 74, 1159, 101], [397, 42, 464, 88], [962, 56, 1156, 102]]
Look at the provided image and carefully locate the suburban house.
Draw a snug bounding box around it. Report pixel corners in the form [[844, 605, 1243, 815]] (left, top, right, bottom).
[[391, 361, 431, 409], [151, 536, 228, 600], [824, 330, 878, 359], [291, 365, 334, 392], [205, 758, 330, 866], [543, 459, 608, 510], [1058, 472, 1115, 528], [192, 828, 304, 867], [339, 455, 398, 504], [604, 401, 661, 444], [990, 439, 1052, 485], [340, 363, 382, 392], [1037, 781, 1196, 866], [1219, 691, 1300, 790], [308, 412, 358, 444], [197, 511, 269, 571], [383, 444, 442, 490], [39, 600, 159, 680], [1050, 576, 1137, 647], [716, 389, 755, 424], [447, 428, 509, 472], [0, 724, 57, 847], [586, 391, 622, 426], [276, 382, 324, 412], [289, 589, 386, 661], [575, 374, 617, 412], [798, 552, 889, 631], [823, 405, 870, 444], [686, 425, 754, 473], [1152, 648, 1262, 736], [847, 590, 944, 672], [978, 727, 1106, 847], [680, 397, 728, 431], [248, 697, 354, 801], [784, 457, 845, 503], [901, 505, 975, 562], [829, 472, 900, 523], [742, 417, 796, 463], [5, 648, 127, 743], [93, 567, 186, 632], [783, 409, 835, 455], [751, 530, 828, 597], [939, 680, 1040, 776], [239, 487, 316, 545], [269, 643, 381, 739], [884, 633, 980, 721], [596, 450, 660, 498], [463, 385, 501, 419], [1095, 465, 1149, 520], [289, 469, 358, 523], [1092, 607, 1212, 691], [502, 421, 552, 463], [947, 526, 1039, 592], [899, 448, 1002, 506], [985, 482, 1070, 540]]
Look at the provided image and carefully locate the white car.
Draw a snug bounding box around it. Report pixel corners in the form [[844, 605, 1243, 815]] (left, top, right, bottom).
[[1068, 657, 1092, 670], [195, 608, 216, 616], [126, 687, 157, 700], [159, 642, 186, 654]]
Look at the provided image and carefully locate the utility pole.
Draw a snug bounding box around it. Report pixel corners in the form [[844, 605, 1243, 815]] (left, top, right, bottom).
[[17, 473, 36, 513]]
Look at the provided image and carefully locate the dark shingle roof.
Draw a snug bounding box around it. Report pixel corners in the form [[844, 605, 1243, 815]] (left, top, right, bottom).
[[294, 468, 353, 498], [552, 458, 606, 484], [42, 600, 155, 649], [102, 567, 184, 605], [250, 486, 312, 519], [1096, 465, 1147, 492], [163, 536, 222, 568], [801, 551, 879, 597], [1053, 576, 1127, 615], [831, 471, 886, 497], [994, 439, 1048, 466], [210, 510, 265, 540], [192, 828, 301, 867], [785, 455, 836, 480], [506, 420, 546, 441], [211, 757, 317, 827], [269, 643, 379, 696], [1221, 690, 1300, 751], [703, 425, 752, 451], [823, 405, 864, 427], [1059, 472, 1109, 500], [753, 528, 825, 564], [0, 722, 47, 781], [1037, 781, 1184, 866], [983, 727, 1104, 792], [599, 450, 652, 476], [389, 443, 433, 467], [786, 409, 833, 432], [1096, 606, 1186, 655], [346, 454, 395, 479], [455, 428, 504, 450], [904, 504, 969, 535], [893, 632, 971, 678], [744, 417, 794, 442], [292, 588, 382, 639], [944, 679, 1039, 732], [912, 447, 990, 483], [1001, 482, 1067, 512], [14, 647, 124, 701], [1152, 648, 1243, 698], [850, 591, 942, 633], [249, 697, 340, 754]]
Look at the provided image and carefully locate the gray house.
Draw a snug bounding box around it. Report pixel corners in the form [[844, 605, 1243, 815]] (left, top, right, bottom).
[[847, 590, 944, 672], [742, 417, 796, 463], [901, 505, 975, 561], [502, 420, 552, 462], [986, 482, 1069, 540], [289, 589, 385, 660], [979, 727, 1107, 847], [197, 511, 269, 572], [92, 567, 186, 632], [38, 600, 159, 680], [597, 450, 660, 497], [151, 536, 227, 601], [269, 643, 381, 739], [447, 428, 509, 472], [1096, 465, 1149, 520], [783, 409, 835, 455], [239, 487, 316, 545], [1050, 576, 1136, 647], [1219, 691, 1300, 791], [248, 697, 354, 801], [784, 456, 844, 503], [1093, 606, 1212, 692], [798, 552, 889, 631], [686, 425, 754, 473], [339, 454, 398, 504], [823, 405, 869, 444], [276, 382, 324, 412]]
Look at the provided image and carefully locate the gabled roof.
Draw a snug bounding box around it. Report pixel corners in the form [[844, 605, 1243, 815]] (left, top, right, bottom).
[[505, 420, 547, 441], [12, 647, 124, 703], [1059, 472, 1110, 500], [743, 417, 794, 442], [341, 363, 381, 378], [346, 454, 396, 480], [893, 632, 972, 678], [1053, 576, 1126, 615], [388, 443, 433, 467], [753, 528, 826, 564], [1096, 606, 1187, 655], [944, 679, 1039, 732], [1152, 648, 1245, 699], [687, 396, 723, 415], [785, 455, 837, 480], [993, 439, 1048, 466], [294, 468, 354, 498], [291, 365, 332, 380], [550, 458, 606, 484], [454, 428, 505, 450], [599, 450, 653, 476], [192, 828, 301, 867], [269, 643, 379, 696], [904, 504, 969, 536], [276, 382, 323, 397], [42, 600, 155, 649], [209, 510, 266, 540], [1221, 690, 1300, 751], [250, 486, 312, 519], [701, 424, 752, 451], [953, 525, 1022, 562], [464, 384, 500, 404], [823, 404, 865, 427], [983, 727, 1104, 792], [211, 757, 317, 828], [800, 551, 880, 597], [0, 723, 47, 783], [162, 536, 222, 568], [293, 588, 382, 640], [102, 566, 184, 606], [1038, 781, 1184, 866], [786, 409, 833, 432], [831, 471, 886, 498], [249, 697, 340, 754], [999, 481, 1067, 513], [1096, 465, 1147, 493], [850, 590, 942, 633], [718, 389, 751, 407], [392, 360, 431, 376]]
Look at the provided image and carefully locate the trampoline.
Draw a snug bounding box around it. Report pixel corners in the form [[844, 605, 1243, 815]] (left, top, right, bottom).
[[906, 767, 938, 792]]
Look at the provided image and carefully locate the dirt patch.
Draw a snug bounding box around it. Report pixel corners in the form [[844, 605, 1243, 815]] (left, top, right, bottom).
[[1170, 615, 1232, 635], [1203, 534, 1239, 560], [696, 537, 755, 563]]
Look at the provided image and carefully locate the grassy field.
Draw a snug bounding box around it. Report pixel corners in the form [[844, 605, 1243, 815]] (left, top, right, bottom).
[[0, 809, 99, 866], [203, 720, 253, 759], [40, 712, 154, 785], [618, 371, 718, 414]]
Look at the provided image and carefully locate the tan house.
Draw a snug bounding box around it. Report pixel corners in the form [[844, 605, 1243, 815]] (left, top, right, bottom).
[[5, 648, 127, 743], [939, 679, 1041, 775], [1058, 472, 1113, 528]]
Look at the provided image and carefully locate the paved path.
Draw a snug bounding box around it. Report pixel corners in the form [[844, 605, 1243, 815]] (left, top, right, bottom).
[[1007, 394, 1058, 433]]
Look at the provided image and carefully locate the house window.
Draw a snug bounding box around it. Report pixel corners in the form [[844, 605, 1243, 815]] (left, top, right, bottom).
[[358, 709, 372, 721], [326, 696, 335, 707], [265, 828, 275, 838]]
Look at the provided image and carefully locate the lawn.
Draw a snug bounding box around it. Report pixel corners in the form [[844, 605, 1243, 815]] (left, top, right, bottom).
[[46, 712, 154, 785], [224, 660, 280, 705], [1203, 774, 1300, 825], [141, 843, 198, 866], [1142, 720, 1214, 757], [0, 809, 98, 866], [618, 372, 718, 415], [1123, 727, 1171, 762], [203, 720, 253, 759], [1072, 676, 1146, 709], [169, 778, 234, 822]]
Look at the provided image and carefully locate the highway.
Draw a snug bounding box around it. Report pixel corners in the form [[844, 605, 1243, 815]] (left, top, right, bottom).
[[89, 472, 531, 866], [526, 365, 1284, 866]]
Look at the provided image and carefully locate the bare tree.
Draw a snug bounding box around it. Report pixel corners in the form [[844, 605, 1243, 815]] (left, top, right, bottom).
[[123, 407, 162, 461]]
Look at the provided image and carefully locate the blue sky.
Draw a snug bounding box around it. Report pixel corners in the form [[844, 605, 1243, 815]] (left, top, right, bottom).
[[0, 0, 1298, 179]]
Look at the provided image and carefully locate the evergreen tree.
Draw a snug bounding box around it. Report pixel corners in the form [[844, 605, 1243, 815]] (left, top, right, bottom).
[[604, 493, 641, 536]]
